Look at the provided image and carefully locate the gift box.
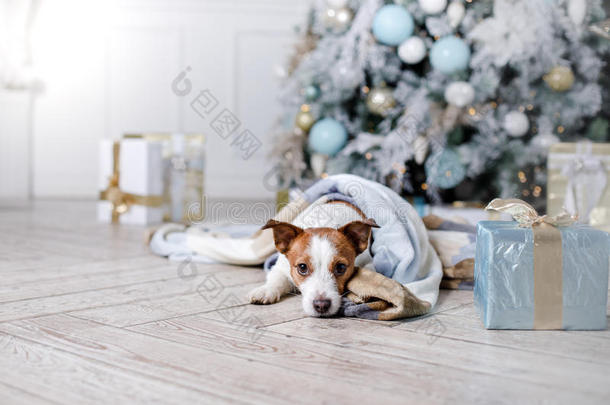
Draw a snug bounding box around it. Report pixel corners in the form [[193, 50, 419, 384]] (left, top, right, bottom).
[[97, 139, 165, 225], [98, 134, 205, 225], [547, 141, 610, 232], [474, 199, 610, 330], [124, 133, 205, 223]]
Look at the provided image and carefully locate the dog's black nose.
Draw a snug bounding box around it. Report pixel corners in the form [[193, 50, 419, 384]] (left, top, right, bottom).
[[313, 298, 331, 314]]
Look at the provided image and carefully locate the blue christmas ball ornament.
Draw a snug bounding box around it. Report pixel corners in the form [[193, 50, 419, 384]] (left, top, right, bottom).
[[308, 118, 348, 156], [304, 84, 320, 101], [372, 5, 414, 46], [425, 149, 465, 189], [430, 36, 471, 74]]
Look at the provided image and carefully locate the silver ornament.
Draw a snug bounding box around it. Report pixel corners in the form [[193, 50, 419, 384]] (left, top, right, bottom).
[[295, 109, 315, 132], [366, 87, 396, 116], [323, 7, 353, 33]]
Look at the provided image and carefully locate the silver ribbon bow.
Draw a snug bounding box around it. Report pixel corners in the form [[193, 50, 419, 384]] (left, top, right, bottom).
[[486, 198, 576, 228]]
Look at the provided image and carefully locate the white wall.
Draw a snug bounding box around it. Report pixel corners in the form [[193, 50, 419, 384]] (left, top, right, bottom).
[[0, 90, 32, 200], [4, 0, 310, 200]]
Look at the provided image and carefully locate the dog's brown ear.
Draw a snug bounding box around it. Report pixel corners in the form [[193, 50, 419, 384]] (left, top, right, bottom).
[[262, 219, 304, 253], [338, 219, 379, 255]]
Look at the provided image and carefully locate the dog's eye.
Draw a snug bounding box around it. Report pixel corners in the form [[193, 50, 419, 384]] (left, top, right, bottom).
[[334, 263, 347, 275], [297, 263, 309, 275]]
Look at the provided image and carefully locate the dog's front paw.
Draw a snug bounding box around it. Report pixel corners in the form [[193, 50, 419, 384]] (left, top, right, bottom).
[[248, 285, 282, 305]]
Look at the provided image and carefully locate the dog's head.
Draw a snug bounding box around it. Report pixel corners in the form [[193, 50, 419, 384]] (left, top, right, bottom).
[[262, 218, 379, 317]]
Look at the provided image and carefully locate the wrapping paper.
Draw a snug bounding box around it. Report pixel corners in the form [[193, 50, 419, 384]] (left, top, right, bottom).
[[125, 133, 205, 224], [97, 139, 164, 225], [547, 142, 610, 232], [474, 220, 609, 330]]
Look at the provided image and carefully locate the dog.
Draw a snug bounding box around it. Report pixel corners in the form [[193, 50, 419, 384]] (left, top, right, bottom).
[[248, 201, 379, 317]]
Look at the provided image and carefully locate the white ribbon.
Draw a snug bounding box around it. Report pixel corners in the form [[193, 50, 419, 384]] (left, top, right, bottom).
[[559, 142, 607, 224]]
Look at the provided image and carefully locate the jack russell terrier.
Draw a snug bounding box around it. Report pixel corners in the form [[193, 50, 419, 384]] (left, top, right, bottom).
[[248, 200, 379, 317]]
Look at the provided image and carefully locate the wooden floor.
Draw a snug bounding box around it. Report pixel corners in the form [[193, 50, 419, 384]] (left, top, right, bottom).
[[0, 201, 609, 404]]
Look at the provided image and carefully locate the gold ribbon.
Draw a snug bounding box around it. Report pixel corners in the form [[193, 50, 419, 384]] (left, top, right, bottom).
[[99, 141, 164, 223], [485, 198, 576, 329]]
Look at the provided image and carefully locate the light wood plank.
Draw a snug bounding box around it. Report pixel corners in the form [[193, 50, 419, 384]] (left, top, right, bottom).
[[0, 268, 264, 322], [0, 259, 256, 303], [265, 317, 610, 401], [0, 381, 58, 405], [0, 315, 390, 404], [0, 331, 229, 404], [198, 294, 307, 327], [1, 200, 609, 404], [128, 313, 596, 404], [423, 302, 610, 344], [70, 284, 260, 327]]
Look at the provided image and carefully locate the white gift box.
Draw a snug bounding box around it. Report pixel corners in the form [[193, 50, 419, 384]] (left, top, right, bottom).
[[97, 139, 164, 225], [123, 133, 205, 224], [547, 142, 610, 232]]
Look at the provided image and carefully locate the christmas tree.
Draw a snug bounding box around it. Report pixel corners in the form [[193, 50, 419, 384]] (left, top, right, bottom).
[[271, 0, 609, 208]]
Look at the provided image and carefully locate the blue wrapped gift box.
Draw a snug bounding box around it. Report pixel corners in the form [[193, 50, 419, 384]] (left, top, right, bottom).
[[474, 221, 609, 330]]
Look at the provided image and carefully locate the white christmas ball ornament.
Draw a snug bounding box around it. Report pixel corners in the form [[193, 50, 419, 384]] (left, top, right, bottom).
[[503, 111, 530, 137], [326, 0, 348, 8], [531, 133, 560, 150], [444, 81, 475, 107], [447, 1, 465, 28], [418, 0, 447, 15], [568, 0, 587, 26], [398, 37, 427, 64]]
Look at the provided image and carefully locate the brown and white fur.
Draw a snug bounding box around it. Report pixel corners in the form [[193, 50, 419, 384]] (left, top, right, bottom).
[[248, 201, 378, 317]]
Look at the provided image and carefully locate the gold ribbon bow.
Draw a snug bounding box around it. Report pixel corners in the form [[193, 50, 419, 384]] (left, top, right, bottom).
[[99, 141, 164, 223], [485, 198, 576, 329]]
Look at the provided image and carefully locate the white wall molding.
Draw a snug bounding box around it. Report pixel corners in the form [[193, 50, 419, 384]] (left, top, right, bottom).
[[29, 0, 310, 199]]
